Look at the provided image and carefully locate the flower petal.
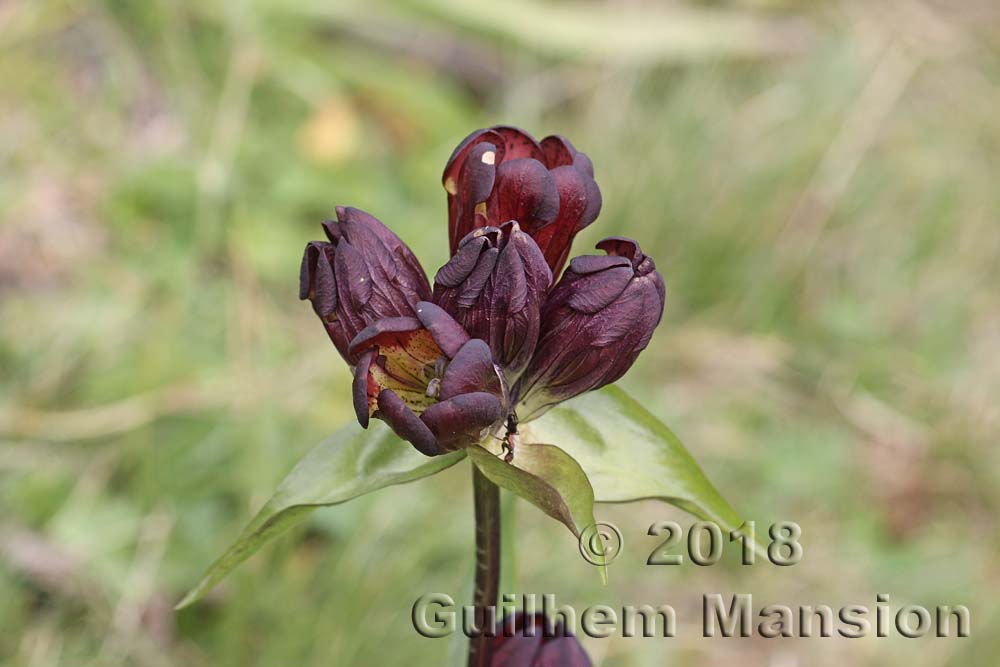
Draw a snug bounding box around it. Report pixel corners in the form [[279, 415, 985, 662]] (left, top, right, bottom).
[[458, 142, 499, 205], [490, 125, 545, 162], [573, 151, 594, 177], [334, 240, 374, 309], [457, 247, 499, 308], [329, 209, 431, 319], [492, 158, 559, 233], [442, 129, 505, 193], [534, 636, 592, 666], [348, 317, 423, 355], [567, 254, 632, 275], [433, 223, 549, 378], [515, 240, 665, 420], [352, 349, 376, 428], [420, 392, 502, 447], [563, 266, 634, 313], [439, 339, 501, 400], [539, 134, 576, 169], [530, 165, 602, 276], [299, 241, 338, 317], [414, 301, 469, 359], [302, 207, 431, 364], [435, 235, 490, 288], [596, 236, 644, 266], [450, 142, 501, 252], [377, 389, 439, 456], [351, 320, 442, 394]]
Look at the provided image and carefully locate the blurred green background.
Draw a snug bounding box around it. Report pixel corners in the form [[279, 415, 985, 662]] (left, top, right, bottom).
[[2, 0, 998, 665]]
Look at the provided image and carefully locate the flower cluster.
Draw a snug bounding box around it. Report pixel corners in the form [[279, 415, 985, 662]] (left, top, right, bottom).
[[300, 126, 665, 456]]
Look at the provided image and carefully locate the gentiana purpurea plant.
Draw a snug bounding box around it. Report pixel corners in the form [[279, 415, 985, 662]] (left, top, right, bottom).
[[299, 127, 663, 456], [178, 126, 762, 666]]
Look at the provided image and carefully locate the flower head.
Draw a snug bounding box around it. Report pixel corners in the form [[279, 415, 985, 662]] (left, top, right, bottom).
[[350, 302, 506, 456], [514, 238, 665, 421], [299, 206, 431, 364], [443, 126, 602, 278]]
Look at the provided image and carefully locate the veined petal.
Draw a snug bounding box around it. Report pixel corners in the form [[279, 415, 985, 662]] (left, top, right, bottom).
[[539, 134, 577, 169], [351, 320, 442, 392], [301, 207, 430, 364], [349, 317, 423, 356], [490, 125, 545, 162], [567, 254, 631, 275], [334, 241, 373, 310], [299, 241, 338, 317], [440, 339, 502, 400], [435, 235, 490, 288], [433, 223, 549, 378], [563, 264, 634, 314], [457, 247, 499, 307], [515, 238, 665, 420], [414, 301, 470, 359]]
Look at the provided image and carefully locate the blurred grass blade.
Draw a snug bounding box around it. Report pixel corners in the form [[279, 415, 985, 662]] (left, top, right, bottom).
[[523, 385, 766, 557], [176, 422, 465, 609], [273, 0, 807, 64], [402, 0, 807, 63]]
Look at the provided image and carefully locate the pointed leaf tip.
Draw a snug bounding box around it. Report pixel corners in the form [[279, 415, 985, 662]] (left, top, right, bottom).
[[176, 421, 464, 609]]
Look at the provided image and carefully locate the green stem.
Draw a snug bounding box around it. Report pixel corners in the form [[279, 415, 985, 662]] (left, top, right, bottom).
[[469, 465, 500, 667]]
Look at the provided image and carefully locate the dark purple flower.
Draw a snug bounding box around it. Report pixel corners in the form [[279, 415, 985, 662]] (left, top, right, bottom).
[[514, 238, 666, 421], [490, 614, 592, 667], [432, 221, 551, 380], [300, 207, 508, 457], [301, 127, 665, 455], [349, 302, 506, 456], [299, 206, 431, 364], [443, 126, 602, 278]]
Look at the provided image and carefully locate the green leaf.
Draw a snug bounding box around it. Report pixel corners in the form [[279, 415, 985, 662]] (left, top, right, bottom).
[[522, 385, 764, 556], [467, 444, 595, 539], [176, 421, 464, 609]]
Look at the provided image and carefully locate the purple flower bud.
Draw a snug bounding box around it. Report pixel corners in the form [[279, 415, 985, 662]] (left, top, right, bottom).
[[490, 614, 592, 667], [432, 221, 552, 380], [348, 302, 506, 456], [299, 207, 431, 364], [514, 238, 665, 421], [443, 126, 602, 277]]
